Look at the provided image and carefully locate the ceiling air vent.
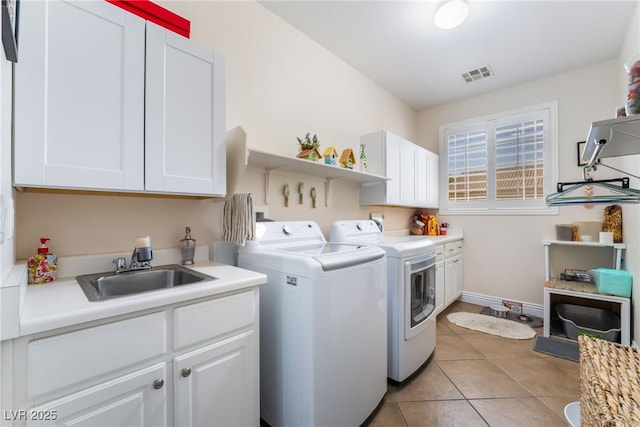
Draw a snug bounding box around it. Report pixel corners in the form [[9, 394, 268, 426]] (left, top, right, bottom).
[[462, 66, 493, 83]]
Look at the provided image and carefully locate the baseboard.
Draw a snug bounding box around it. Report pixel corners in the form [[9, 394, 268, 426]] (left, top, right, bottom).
[[460, 291, 544, 319]]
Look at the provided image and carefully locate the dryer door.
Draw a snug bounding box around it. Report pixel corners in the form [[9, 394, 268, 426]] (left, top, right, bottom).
[[405, 254, 436, 340]]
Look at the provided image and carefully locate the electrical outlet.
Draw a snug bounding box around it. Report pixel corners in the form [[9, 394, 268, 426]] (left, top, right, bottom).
[[255, 205, 269, 222]]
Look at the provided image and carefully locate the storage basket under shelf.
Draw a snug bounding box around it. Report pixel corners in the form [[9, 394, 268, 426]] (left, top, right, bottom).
[[579, 335, 640, 426]]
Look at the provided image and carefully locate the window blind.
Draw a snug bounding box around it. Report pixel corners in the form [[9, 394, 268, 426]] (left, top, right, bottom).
[[440, 101, 556, 214]]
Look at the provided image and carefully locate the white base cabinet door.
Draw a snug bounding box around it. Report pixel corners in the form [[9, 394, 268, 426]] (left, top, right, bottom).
[[173, 331, 258, 426], [27, 364, 167, 427], [442, 240, 463, 308]]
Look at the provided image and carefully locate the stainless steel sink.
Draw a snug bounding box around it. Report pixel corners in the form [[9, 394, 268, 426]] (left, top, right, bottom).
[[77, 264, 217, 302]]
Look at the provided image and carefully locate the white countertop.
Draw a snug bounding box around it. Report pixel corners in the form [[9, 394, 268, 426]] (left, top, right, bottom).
[[384, 228, 463, 244], [2, 247, 266, 339], [19, 262, 265, 336]]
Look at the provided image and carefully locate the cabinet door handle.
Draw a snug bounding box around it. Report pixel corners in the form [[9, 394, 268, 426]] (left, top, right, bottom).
[[181, 367, 192, 378], [153, 379, 165, 390]]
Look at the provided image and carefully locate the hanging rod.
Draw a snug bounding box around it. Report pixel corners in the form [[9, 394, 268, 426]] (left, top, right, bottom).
[[555, 177, 629, 193]]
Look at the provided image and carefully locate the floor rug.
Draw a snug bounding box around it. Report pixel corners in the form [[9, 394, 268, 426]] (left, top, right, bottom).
[[446, 312, 536, 340], [532, 336, 579, 362]]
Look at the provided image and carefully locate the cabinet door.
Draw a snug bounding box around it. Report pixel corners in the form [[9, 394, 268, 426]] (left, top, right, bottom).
[[27, 363, 167, 427], [401, 141, 417, 205], [145, 22, 226, 196], [426, 150, 440, 208], [173, 331, 258, 427], [435, 260, 445, 314], [444, 257, 457, 306], [415, 147, 428, 206], [14, 0, 145, 191], [454, 254, 463, 298], [384, 133, 403, 205]]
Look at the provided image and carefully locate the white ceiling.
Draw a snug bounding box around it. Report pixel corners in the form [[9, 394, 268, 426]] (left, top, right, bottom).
[[259, 0, 638, 111]]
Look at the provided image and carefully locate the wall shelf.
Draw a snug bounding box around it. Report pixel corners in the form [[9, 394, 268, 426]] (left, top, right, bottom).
[[224, 127, 388, 207], [542, 239, 626, 281], [246, 148, 388, 206], [541, 240, 630, 345], [247, 148, 387, 183]]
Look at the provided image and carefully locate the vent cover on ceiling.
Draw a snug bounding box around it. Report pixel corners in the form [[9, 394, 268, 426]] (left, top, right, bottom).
[[462, 66, 493, 83]]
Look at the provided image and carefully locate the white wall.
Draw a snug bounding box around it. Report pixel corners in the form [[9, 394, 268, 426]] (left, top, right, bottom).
[[417, 60, 623, 307]]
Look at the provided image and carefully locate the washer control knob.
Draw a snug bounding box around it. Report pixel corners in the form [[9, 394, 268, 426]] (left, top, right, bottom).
[[282, 225, 293, 236]]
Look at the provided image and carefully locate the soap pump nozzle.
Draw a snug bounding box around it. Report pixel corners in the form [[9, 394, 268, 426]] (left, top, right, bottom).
[[38, 238, 50, 254]]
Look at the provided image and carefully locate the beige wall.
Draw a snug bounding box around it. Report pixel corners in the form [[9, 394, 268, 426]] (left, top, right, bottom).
[[417, 59, 624, 306], [14, 1, 417, 260]]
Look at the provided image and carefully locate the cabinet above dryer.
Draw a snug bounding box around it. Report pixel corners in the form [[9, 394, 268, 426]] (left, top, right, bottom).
[[359, 130, 439, 208], [13, 0, 226, 197]]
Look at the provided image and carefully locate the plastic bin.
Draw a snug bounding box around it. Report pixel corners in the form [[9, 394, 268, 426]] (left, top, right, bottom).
[[588, 268, 632, 297], [555, 303, 621, 342]]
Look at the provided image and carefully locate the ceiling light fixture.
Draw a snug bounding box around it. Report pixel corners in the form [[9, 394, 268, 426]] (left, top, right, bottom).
[[434, 0, 469, 30]]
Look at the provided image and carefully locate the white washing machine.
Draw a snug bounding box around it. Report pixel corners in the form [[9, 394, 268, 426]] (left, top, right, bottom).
[[330, 220, 436, 384], [237, 221, 387, 427]]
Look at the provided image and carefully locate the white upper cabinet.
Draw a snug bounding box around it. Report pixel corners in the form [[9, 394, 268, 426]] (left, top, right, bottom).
[[145, 23, 226, 196], [13, 0, 226, 197], [359, 130, 439, 208], [14, 0, 146, 191]]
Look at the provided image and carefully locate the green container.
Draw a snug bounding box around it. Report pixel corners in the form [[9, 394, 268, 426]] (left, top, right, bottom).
[[588, 268, 632, 298]]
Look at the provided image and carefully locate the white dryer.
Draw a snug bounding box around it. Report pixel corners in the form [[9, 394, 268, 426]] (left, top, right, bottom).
[[330, 220, 436, 384], [237, 221, 387, 427]]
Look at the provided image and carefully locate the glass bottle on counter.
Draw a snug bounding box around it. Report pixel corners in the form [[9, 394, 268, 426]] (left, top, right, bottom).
[[180, 227, 196, 265]]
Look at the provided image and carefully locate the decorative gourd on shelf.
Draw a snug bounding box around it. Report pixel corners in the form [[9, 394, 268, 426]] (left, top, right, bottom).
[[296, 133, 323, 161]]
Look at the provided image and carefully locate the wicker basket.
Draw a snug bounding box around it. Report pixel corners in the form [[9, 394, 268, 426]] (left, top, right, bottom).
[[579, 335, 640, 426]]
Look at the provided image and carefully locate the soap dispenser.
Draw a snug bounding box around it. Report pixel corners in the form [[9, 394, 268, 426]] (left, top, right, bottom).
[[180, 227, 196, 265], [28, 238, 58, 284]]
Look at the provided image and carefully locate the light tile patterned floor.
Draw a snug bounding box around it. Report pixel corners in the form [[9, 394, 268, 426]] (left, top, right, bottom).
[[368, 301, 579, 427]]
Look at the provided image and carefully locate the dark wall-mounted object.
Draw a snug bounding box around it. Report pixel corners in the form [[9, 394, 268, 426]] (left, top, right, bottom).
[[577, 141, 586, 167], [1, 0, 19, 62]]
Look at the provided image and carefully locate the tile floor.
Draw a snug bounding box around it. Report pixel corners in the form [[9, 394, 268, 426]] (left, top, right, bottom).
[[368, 301, 580, 427]]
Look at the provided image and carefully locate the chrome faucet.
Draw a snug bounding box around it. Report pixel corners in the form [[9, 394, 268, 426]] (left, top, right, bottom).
[[113, 236, 153, 273]]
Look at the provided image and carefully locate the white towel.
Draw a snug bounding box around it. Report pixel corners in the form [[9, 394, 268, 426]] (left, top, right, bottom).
[[223, 193, 256, 245]]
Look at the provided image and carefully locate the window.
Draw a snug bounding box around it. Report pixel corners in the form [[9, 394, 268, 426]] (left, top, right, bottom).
[[439, 101, 557, 214]]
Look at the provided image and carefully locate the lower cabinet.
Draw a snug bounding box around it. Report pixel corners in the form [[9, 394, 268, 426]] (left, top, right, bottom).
[[1, 287, 259, 427], [174, 331, 256, 426], [27, 363, 167, 427], [437, 239, 463, 311]]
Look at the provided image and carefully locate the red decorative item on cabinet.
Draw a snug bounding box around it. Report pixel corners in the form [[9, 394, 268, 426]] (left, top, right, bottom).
[[106, 0, 191, 38]]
